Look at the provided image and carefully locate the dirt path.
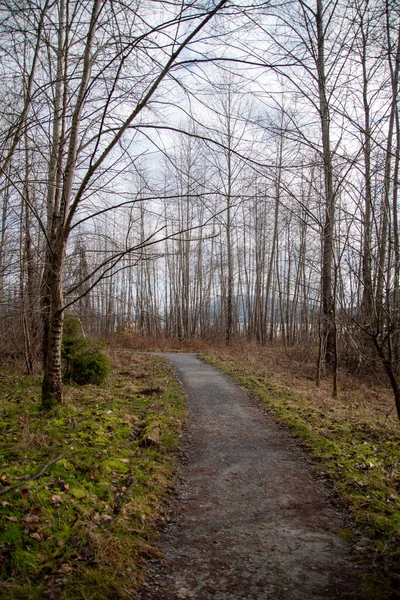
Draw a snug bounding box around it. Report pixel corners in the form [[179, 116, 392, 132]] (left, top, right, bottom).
[[139, 353, 363, 600]]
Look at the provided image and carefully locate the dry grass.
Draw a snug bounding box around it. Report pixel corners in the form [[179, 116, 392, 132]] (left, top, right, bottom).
[[111, 333, 399, 431], [210, 340, 399, 431], [109, 331, 216, 353]]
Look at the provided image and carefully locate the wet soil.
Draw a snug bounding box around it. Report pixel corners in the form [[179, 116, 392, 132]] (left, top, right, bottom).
[[139, 353, 364, 600]]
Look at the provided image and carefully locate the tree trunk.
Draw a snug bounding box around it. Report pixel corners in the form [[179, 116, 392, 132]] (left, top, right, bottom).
[[41, 235, 66, 409], [316, 0, 335, 369]]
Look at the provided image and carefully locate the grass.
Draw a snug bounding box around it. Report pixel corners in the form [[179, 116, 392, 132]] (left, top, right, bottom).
[[200, 344, 400, 599], [0, 350, 185, 599]]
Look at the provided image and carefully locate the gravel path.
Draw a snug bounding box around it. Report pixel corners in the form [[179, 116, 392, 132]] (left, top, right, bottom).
[[139, 353, 363, 600]]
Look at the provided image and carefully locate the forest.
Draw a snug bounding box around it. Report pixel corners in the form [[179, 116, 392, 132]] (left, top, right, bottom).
[[0, 0, 400, 412], [0, 0, 398, 402], [0, 1, 400, 597]]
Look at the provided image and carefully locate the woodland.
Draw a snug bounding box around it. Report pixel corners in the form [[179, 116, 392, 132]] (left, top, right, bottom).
[[0, 1, 400, 597], [0, 0, 399, 410]]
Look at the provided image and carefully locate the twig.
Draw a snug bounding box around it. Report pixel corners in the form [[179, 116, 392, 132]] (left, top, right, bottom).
[[0, 447, 74, 496]]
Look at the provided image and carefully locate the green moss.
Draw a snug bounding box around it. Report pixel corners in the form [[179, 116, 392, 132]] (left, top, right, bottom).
[[339, 527, 354, 539], [103, 459, 130, 474], [12, 547, 41, 576], [0, 351, 186, 599], [69, 486, 87, 499], [1, 522, 26, 545]]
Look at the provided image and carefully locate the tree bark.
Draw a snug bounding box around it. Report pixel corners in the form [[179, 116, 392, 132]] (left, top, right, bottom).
[[41, 234, 66, 409], [316, 0, 335, 370]]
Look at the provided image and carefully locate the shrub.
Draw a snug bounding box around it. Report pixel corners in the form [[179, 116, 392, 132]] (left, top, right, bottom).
[[62, 316, 84, 368], [62, 316, 109, 385], [68, 343, 110, 385]]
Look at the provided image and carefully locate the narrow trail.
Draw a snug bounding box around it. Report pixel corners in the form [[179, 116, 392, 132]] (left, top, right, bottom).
[[139, 353, 362, 600]]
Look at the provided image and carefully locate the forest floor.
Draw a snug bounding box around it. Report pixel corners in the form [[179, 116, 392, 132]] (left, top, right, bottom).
[[138, 352, 391, 600], [0, 350, 185, 600], [1, 338, 400, 599]]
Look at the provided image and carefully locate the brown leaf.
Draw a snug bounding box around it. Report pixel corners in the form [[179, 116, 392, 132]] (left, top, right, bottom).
[[2, 501, 10, 507], [58, 480, 69, 491], [23, 514, 40, 524], [6, 516, 18, 522], [57, 540, 65, 548], [58, 564, 72, 575], [101, 514, 113, 522], [30, 532, 42, 541], [51, 495, 63, 504], [20, 488, 30, 498], [120, 458, 129, 464], [353, 479, 367, 488], [29, 507, 43, 516]]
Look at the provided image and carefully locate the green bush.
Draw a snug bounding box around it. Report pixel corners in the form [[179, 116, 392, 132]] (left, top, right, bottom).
[[69, 343, 110, 385], [62, 316, 109, 385], [62, 316, 84, 369]]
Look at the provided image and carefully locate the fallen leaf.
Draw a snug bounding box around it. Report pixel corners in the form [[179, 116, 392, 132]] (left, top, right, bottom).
[[6, 516, 18, 522], [29, 507, 43, 516], [101, 514, 113, 522], [57, 540, 65, 548], [51, 495, 63, 504], [120, 458, 129, 463], [30, 532, 42, 541], [23, 514, 40, 524], [20, 488, 30, 498], [353, 479, 367, 488], [58, 564, 72, 575], [2, 501, 10, 507]]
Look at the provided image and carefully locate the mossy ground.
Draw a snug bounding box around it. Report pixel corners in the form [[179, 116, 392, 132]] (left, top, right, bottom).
[[201, 348, 400, 598], [0, 350, 185, 599]]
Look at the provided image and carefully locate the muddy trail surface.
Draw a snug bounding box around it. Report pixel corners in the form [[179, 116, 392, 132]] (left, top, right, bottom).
[[139, 353, 363, 600]]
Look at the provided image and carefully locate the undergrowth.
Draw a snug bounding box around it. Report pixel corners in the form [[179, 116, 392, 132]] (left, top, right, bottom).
[[201, 349, 400, 599], [0, 351, 185, 599]]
